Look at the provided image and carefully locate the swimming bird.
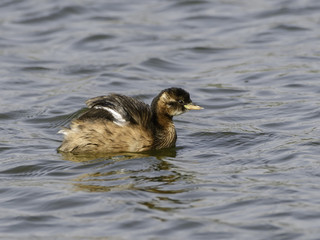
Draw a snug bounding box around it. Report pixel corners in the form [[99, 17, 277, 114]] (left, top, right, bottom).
[[58, 88, 203, 154]]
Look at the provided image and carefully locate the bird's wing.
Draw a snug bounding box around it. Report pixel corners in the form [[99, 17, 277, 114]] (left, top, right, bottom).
[[79, 94, 151, 126]]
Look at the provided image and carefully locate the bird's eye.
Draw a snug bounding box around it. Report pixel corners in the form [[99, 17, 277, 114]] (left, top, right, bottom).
[[178, 100, 184, 104]]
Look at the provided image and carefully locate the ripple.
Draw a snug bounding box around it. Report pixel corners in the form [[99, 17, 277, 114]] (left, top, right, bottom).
[[272, 24, 310, 32], [140, 57, 191, 73], [184, 46, 233, 55], [73, 34, 117, 51], [20, 66, 53, 72], [60, 63, 127, 75], [14, 5, 86, 24], [255, 5, 320, 19], [0, 162, 78, 178]]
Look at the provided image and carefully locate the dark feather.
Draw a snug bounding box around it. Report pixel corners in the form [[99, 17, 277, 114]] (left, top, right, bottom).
[[83, 94, 152, 126]]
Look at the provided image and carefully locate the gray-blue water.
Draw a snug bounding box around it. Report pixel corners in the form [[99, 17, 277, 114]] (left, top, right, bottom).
[[1, 0, 320, 239]]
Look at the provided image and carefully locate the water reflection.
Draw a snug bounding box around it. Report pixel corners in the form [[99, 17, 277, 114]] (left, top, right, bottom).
[[72, 159, 186, 193], [59, 147, 177, 162], [64, 148, 194, 194]]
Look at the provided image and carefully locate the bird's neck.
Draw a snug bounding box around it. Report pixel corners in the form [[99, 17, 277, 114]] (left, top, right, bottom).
[[151, 107, 177, 149]]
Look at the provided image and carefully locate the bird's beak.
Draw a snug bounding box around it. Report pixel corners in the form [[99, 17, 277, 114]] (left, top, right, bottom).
[[184, 103, 204, 110]]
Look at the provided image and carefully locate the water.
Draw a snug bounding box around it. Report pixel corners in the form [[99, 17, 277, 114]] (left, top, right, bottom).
[[1, 0, 320, 239]]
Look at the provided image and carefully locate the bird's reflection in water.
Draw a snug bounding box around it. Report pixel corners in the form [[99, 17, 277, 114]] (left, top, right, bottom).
[[61, 148, 194, 194], [60, 147, 177, 163]]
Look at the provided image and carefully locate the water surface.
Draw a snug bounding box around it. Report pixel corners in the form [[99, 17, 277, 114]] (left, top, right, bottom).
[[1, 0, 320, 239]]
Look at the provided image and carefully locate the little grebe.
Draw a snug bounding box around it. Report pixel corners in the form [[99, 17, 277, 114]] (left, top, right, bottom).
[[58, 88, 203, 154]]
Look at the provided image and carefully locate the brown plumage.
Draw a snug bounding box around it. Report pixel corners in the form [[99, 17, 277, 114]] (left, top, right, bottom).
[[57, 88, 203, 154]]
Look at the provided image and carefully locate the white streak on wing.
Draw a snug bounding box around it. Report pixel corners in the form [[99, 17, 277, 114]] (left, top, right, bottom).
[[94, 106, 127, 126], [58, 129, 68, 135]]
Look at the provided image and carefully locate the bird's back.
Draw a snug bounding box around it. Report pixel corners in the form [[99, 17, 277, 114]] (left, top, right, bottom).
[[84, 94, 152, 126], [58, 94, 154, 153]]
